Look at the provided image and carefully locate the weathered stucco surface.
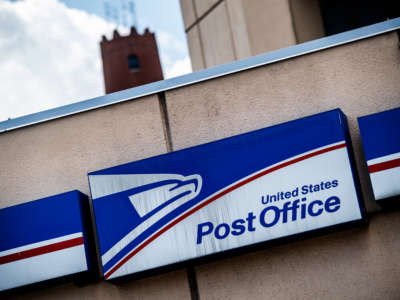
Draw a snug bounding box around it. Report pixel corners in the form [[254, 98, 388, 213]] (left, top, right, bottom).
[[166, 32, 400, 212]]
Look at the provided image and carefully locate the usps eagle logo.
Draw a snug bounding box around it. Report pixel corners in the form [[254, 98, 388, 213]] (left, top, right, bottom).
[[89, 173, 203, 278], [128, 174, 203, 218]]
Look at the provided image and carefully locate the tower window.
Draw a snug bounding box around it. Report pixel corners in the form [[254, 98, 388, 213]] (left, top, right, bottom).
[[128, 55, 140, 71]]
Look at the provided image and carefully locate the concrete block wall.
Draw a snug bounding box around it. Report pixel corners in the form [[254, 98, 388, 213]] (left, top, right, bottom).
[[0, 95, 167, 207], [165, 32, 400, 212], [164, 31, 400, 300], [1, 32, 400, 299], [180, 0, 325, 71], [0, 95, 192, 300], [289, 0, 325, 43]]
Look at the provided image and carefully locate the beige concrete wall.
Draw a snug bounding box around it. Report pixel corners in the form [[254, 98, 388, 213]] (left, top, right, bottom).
[[6, 270, 191, 300], [226, 0, 252, 60], [195, 210, 400, 300], [198, 1, 236, 68], [0, 95, 167, 208], [165, 32, 400, 212], [194, 0, 219, 17], [289, 0, 325, 43], [0, 95, 192, 299], [242, 0, 297, 55], [179, 0, 196, 30], [183, 0, 299, 70], [164, 32, 400, 299], [185, 0, 250, 70], [182, 0, 326, 70], [186, 25, 205, 71]]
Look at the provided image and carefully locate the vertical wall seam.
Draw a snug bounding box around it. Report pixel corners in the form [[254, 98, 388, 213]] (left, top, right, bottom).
[[196, 24, 208, 69], [157, 91, 202, 300], [288, 0, 300, 44], [84, 193, 103, 282], [189, 0, 223, 69], [191, 0, 199, 19], [157, 92, 173, 152], [187, 266, 200, 300], [191, 0, 207, 68], [157, 63, 201, 299], [224, 0, 238, 60], [186, 0, 225, 33]]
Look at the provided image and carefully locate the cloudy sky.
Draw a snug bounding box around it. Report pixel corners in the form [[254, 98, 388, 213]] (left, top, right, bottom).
[[0, 0, 191, 121]]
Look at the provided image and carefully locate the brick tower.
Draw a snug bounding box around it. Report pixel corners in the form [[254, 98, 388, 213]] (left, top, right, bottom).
[[100, 27, 164, 94]]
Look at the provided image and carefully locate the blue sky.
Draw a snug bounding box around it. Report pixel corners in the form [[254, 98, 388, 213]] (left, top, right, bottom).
[[59, 0, 186, 38]]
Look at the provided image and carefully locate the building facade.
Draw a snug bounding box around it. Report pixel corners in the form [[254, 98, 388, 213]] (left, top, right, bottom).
[[0, 4, 400, 300], [180, 0, 399, 71]]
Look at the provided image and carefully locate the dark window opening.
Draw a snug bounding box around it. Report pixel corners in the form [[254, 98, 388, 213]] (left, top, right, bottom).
[[128, 54, 140, 72], [319, 0, 400, 36]]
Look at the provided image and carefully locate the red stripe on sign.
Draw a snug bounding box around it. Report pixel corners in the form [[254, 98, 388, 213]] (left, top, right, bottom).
[[0, 237, 84, 265], [369, 158, 400, 173], [104, 142, 346, 279]]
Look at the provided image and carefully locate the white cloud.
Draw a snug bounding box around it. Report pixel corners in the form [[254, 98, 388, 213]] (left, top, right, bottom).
[[156, 30, 192, 79], [157, 30, 187, 56], [0, 0, 115, 121], [163, 57, 192, 79], [0, 0, 191, 122]]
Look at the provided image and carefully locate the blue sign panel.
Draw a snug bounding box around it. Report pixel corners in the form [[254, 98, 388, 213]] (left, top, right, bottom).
[[88, 109, 364, 280], [0, 191, 92, 291], [358, 107, 400, 201]]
